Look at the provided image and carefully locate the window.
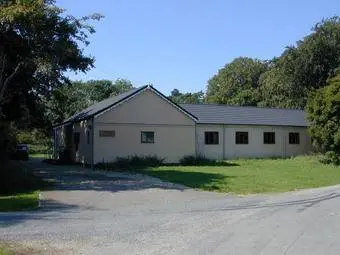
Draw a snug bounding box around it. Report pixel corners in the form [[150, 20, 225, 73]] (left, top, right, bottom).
[[264, 132, 275, 144], [141, 131, 154, 144], [205, 132, 219, 145], [99, 130, 115, 137], [289, 132, 300, 144], [235, 132, 248, 144]]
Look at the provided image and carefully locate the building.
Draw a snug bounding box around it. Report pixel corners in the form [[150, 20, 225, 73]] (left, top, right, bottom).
[[53, 85, 312, 164]]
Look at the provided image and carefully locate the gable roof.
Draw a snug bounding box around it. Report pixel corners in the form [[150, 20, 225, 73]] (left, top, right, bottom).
[[55, 86, 308, 128], [180, 104, 308, 127], [56, 85, 197, 127]]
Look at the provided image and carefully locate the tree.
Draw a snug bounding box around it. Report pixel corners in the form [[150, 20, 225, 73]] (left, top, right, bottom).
[[169, 89, 204, 104], [45, 79, 135, 124], [257, 59, 307, 109], [259, 16, 340, 109], [306, 71, 340, 165], [0, 0, 102, 160], [0, 0, 103, 122], [111, 79, 134, 96], [206, 57, 268, 106]]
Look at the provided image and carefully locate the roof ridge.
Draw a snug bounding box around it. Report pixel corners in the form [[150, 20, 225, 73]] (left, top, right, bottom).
[[179, 103, 305, 112]]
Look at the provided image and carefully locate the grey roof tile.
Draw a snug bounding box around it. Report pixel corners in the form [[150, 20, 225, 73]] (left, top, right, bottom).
[[180, 104, 308, 127], [57, 86, 308, 127]]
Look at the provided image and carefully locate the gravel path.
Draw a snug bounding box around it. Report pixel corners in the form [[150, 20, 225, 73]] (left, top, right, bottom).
[[1, 159, 340, 254]]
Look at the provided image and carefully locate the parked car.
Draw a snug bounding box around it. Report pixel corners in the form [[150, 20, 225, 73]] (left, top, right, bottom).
[[12, 144, 29, 160]]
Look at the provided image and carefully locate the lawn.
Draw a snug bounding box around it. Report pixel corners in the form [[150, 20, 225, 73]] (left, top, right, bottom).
[[0, 192, 39, 212], [142, 156, 340, 194], [0, 161, 48, 212], [29, 153, 49, 159]]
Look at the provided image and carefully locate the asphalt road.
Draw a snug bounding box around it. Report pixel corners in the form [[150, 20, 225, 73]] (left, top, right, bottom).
[[1, 159, 340, 254]]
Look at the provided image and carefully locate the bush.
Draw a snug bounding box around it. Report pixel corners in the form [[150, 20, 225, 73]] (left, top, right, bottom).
[[307, 72, 340, 165], [16, 129, 50, 146], [179, 155, 237, 166], [28, 144, 50, 154], [320, 151, 340, 165], [179, 155, 215, 165], [95, 155, 165, 170]]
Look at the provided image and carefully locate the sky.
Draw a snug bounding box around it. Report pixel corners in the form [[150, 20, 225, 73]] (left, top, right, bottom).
[[57, 0, 340, 95]]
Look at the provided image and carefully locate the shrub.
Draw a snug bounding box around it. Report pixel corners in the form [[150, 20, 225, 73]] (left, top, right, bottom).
[[16, 129, 50, 146], [95, 155, 165, 170], [307, 72, 340, 165], [28, 144, 50, 154], [179, 155, 215, 166], [179, 155, 237, 166], [320, 151, 340, 165]]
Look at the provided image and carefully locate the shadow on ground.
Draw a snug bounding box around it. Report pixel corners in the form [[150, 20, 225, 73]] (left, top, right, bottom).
[[140, 169, 230, 190], [0, 199, 91, 227], [25, 159, 231, 193]]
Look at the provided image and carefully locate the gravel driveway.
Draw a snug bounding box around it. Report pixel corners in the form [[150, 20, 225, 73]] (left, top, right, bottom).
[[1, 159, 340, 254]]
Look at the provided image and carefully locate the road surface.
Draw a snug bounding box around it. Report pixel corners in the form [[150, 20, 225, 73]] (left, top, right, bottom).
[[1, 159, 340, 254]]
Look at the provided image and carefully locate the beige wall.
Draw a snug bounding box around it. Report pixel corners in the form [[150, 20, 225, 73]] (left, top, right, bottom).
[[95, 89, 194, 125], [196, 124, 224, 160], [93, 89, 196, 163], [196, 124, 312, 159], [93, 124, 195, 163]]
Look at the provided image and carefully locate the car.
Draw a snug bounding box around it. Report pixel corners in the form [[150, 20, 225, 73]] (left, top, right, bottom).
[[12, 144, 29, 160]]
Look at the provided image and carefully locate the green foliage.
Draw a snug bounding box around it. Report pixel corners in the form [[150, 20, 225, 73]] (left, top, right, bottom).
[[259, 17, 340, 109], [28, 144, 50, 155], [206, 17, 340, 109], [206, 57, 268, 105], [169, 89, 204, 104], [320, 151, 340, 165], [179, 155, 214, 165], [95, 155, 165, 170], [257, 64, 306, 109], [307, 73, 340, 165], [0, 192, 39, 212], [45, 79, 134, 124], [16, 129, 50, 145], [0, 0, 103, 131], [179, 155, 235, 166]]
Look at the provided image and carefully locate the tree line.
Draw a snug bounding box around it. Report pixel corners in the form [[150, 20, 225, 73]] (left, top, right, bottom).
[[0, 0, 338, 164], [206, 17, 340, 110]]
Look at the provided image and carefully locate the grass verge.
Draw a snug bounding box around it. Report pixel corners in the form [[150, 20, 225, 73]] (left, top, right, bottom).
[[29, 153, 49, 159], [0, 161, 49, 212], [0, 246, 12, 255], [141, 156, 340, 194], [0, 191, 39, 212], [0, 242, 41, 255]]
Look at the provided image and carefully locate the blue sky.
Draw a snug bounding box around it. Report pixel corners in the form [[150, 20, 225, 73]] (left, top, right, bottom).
[[57, 0, 340, 95]]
